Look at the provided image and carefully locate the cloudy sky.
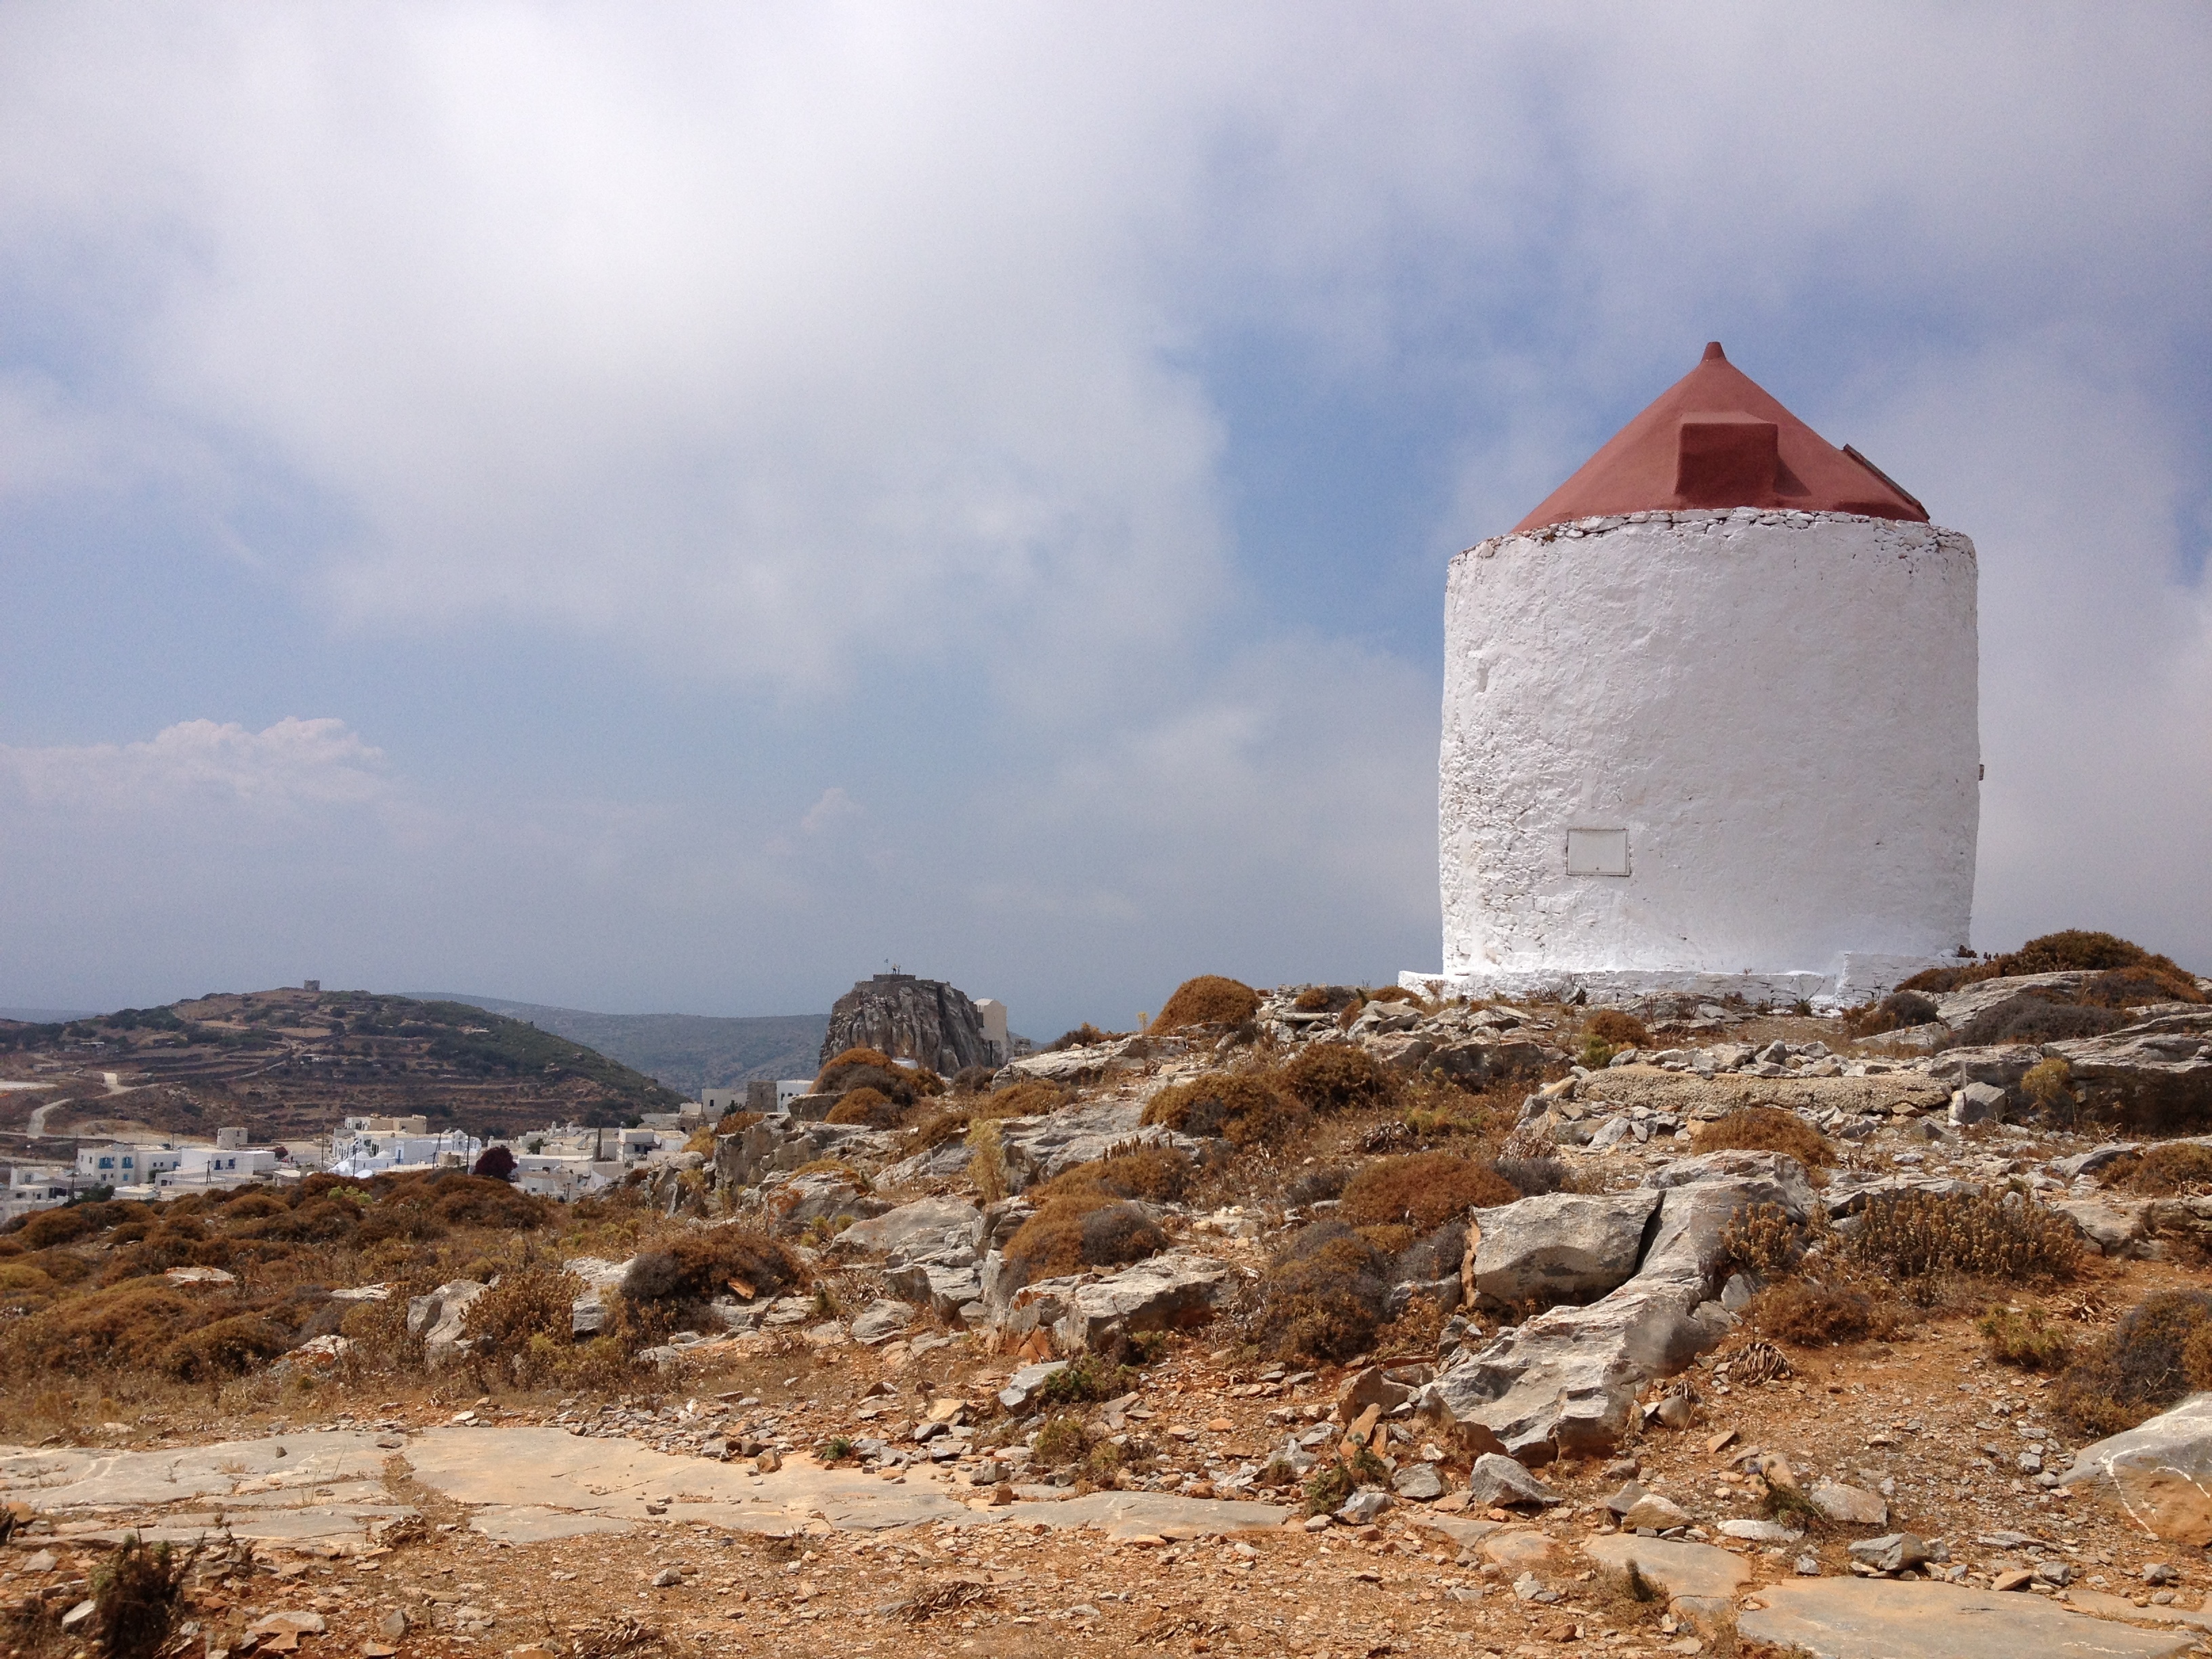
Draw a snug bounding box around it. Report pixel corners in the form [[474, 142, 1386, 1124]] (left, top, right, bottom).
[[2, 3, 2208, 1033]]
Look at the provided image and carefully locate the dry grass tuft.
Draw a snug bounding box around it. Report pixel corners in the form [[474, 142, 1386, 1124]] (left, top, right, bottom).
[[1750, 1279, 1896, 1347], [1718, 1202, 1812, 1278], [1152, 975, 1263, 1031], [1845, 991, 1942, 1038], [1338, 1152, 1516, 1231], [1979, 1305, 2074, 1371], [972, 1079, 1069, 1120], [1693, 1107, 1834, 1168], [1141, 1074, 1307, 1149]]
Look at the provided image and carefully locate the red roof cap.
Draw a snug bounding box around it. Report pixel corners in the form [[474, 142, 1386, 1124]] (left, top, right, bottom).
[[1513, 342, 1927, 532]]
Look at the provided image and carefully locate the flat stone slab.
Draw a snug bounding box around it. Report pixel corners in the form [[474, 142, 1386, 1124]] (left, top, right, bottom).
[[2067, 1589, 2212, 1631], [0, 1435, 394, 1509], [468, 1506, 637, 1544], [1584, 1535, 1751, 1602], [996, 1490, 1288, 1538], [1738, 1578, 2197, 1659], [1580, 1070, 1949, 1117], [400, 1427, 972, 1534]]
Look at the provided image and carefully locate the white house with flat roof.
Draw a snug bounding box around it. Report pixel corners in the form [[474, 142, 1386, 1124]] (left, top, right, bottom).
[[2, 1163, 75, 1221]]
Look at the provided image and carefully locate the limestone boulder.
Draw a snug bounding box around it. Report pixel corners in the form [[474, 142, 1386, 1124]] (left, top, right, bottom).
[[2065, 1391, 2212, 1544], [993, 1250, 1233, 1353], [1465, 1453, 1559, 1509], [884, 1263, 985, 1324], [407, 1279, 489, 1368], [1465, 1190, 1659, 1307], [831, 1196, 983, 1268], [2051, 1010, 2212, 1110], [995, 1100, 1210, 1189], [769, 1170, 889, 1233], [1807, 1477, 1887, 1526], [1931, 971, 2097, 1031], [1949, 1082, 2009, 1126], [1424, 1157, 1801, 1462], [847, 1299, 916, 1345], [1583, 1534, 1750, 1605], [1930, 1044, 2045, 1091], [2051, 1195, 2154, 1257]]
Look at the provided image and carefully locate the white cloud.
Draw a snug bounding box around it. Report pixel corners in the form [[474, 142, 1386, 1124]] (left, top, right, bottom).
[[0, 718, 388, 815]]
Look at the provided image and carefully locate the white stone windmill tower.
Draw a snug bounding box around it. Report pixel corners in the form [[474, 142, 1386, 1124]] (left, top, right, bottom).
[[1410, 342, 1979, 1009]]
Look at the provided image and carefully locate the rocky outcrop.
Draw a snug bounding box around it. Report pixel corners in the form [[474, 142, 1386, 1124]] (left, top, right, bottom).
[[407, 1279, 489, 1368], [1422, 1152, 1811, 1462], [831, 1195, 983, 1268], [990, 1250, 1234, 1352], [1463, 1191, 1659, 1307], [2065, 1392, 2212, 1544], [821, 972, 992, 1073], [1738, 1578, 2194, 1659]]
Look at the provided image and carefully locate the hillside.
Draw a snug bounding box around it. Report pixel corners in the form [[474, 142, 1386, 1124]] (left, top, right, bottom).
[[415, 994, 827, 1097], [0, 985, 685, 1145]]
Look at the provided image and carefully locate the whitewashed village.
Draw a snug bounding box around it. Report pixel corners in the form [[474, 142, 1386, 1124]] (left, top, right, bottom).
[[3, 329, 2210, 1659]]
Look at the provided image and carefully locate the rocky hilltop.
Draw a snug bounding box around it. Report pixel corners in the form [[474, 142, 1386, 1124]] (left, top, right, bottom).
[[821, 972, 991, 1073], [6, 938, 2212, 1659]]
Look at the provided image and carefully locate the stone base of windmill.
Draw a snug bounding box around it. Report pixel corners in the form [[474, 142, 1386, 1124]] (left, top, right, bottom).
[[1398, 952, 1955, 1013]]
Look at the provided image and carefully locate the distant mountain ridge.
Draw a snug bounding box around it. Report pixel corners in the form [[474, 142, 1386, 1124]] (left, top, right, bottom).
[[415, 995, 828, 1099]]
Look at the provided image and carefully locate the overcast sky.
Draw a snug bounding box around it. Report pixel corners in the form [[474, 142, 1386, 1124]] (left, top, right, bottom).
[[2, 3, 2208, 1034]]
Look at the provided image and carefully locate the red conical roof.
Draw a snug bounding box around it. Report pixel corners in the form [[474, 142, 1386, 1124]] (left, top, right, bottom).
[[1513, 342, 1927, 532]]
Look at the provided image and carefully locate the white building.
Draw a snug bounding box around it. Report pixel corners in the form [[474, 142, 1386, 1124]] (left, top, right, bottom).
[[76, 1143, 185, 1185], [510, 1152, 621, 1201], [1414, 342, 1978, 1010], [155, 1145, 281, 1192], [1, 1164, 75, 1221], [975, 999, 1010, 1066], [328, 1121, 480, 1179]]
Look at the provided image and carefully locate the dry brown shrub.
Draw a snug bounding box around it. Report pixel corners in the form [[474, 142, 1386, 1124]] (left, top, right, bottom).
[[620, 1225, 804, 1306], [1582, 1008, 1653, 1049], [1277, 1044, 1399, 1115], [1003, 1196, 1166, 1283], [1152, 975, 1262, 1031], [1141, 1074, 1307, 1148], [1750, 1279, 1896, 1347], [1694, 1106, 1835, 1168], [972, 1079, 1068, 1120], [1338, 1152, 1516, 1231], [90, 1534, 194, 1659], [1902, 930, 2203, 1002], [1033, 1146, 1194, 1204], [2056, 1290, 2212, 1436], [899, 1109, 971, 1157], [2109, 1143, 2212, 1195], [817, 1046, 895, 1082], [161, 1312, 292, 1380], [825, 1086, 904, 1128], [1718, 1202, 1812, 1277], [1254, 1220, 1389, 1362], [1845, 991, 1942, 1038], [1292, 987, 1334, 1012], [17, 1206, 98, 1250], [463, 1261, 585, 1364], [0, 1282, 205, 1378], [1848, 1189, 2081, 1282]]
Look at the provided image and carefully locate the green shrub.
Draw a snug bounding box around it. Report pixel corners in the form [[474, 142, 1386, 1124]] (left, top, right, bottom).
[[1033, 1414, 1087, 1467], [1978, 1306, 2072, 1370], [1038, 1353, 1136, 1406]]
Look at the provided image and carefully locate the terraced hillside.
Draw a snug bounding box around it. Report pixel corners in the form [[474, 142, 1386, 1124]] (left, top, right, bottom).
[[0, 985, 685, 1145]]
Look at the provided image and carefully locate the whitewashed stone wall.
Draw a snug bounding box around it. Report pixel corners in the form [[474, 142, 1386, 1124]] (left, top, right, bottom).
[[1422, 508, 1978, 1006]]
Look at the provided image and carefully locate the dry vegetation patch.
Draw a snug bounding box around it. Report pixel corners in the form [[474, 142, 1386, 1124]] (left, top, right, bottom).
[[2057, 1289, 2212, 1435], [1338, 1151, 1515, 1231], [1151, 975, 1262, 1031], [1141, 1074, 1307, 1148], [1693, 1106, 1834, 1167], [1277, 1044, 1399, 1115], [1252, 1219, 1390, 1362]]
